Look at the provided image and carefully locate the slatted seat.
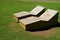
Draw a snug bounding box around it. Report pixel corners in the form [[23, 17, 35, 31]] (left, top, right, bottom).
[[13, 11, 30, 21], [13, 5, 45, 21]]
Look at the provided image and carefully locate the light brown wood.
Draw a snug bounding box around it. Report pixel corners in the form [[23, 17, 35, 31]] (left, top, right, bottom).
[[19, 22, 26, 30], [13, 15, 18, 21]]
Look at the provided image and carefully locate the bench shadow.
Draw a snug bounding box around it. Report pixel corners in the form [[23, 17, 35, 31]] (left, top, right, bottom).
[[29, 22, 60, 32], [54, 22, 60, 27]]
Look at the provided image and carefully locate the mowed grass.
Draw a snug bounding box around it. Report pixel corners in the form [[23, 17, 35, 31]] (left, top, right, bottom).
[[0, 0, 60, 40]]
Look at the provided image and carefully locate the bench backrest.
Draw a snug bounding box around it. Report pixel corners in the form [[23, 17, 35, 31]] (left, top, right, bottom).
[[39, 9, 58, 21], [30, 5, 45, 15]]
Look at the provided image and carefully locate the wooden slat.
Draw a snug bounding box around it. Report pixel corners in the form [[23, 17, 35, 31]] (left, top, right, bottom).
[[13, 15, 18, 21], [19, 22, 26, 30]]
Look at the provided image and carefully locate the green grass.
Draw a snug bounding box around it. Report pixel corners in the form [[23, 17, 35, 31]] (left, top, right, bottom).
[[0, 0, 60, 40]]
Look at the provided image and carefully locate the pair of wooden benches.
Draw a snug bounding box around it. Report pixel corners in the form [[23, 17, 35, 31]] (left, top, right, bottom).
[[13, 5, 58, 31]]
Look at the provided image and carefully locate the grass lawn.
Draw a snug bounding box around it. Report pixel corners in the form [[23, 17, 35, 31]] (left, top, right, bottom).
[[0, 0, 60, 40]]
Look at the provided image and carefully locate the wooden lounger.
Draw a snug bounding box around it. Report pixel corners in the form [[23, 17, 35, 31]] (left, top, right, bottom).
[[13, 5, 45, 21], [19, 9, 58, 30]]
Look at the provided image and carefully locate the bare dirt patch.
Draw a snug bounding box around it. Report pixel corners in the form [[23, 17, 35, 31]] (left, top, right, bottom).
[[30, 28, 55, 37], [10, 22, 16, 27], [9, 22, 21, 32]]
